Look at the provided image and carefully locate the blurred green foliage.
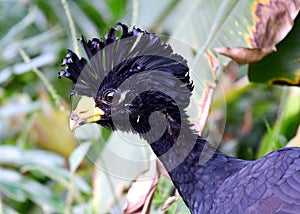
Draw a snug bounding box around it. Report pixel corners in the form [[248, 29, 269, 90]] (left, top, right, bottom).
[[0, 0, 299, 213]]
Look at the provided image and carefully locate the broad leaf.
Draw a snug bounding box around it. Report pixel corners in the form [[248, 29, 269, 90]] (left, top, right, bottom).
[[249, 15, 300, 86], [212, 1, 300, 86]]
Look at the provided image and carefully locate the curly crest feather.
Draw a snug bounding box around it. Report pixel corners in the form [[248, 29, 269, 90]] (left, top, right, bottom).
[[59, 23, 193, 98]]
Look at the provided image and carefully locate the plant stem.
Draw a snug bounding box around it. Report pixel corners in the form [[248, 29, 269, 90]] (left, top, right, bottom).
[[61, 0, 80, 55], [19, 49, 65, 111], [131, 0, 139, 26], [65, 173, 76, 214]]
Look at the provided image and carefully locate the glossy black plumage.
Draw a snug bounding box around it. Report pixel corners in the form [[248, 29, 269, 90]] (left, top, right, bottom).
[[60, 23, 300, 214]]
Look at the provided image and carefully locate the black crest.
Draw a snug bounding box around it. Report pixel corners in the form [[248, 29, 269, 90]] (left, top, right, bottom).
[[59, 23, 193, 98]]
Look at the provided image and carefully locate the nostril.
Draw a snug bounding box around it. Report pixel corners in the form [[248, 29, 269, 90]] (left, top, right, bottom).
[[70, 112, 80, 120]]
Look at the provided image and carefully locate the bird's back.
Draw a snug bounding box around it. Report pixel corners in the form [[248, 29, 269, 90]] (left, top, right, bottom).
[[211, 147, 300, 214]]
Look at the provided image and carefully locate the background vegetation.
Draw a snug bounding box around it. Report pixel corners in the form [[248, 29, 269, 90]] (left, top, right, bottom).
[[0, 0, 299, 213]]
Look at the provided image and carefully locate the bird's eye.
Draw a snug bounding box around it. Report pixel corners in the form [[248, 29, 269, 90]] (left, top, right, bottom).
[[103, 90, 115, 103]]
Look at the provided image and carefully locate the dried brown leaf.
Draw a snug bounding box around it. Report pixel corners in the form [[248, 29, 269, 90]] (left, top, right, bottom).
[[205, 50, 219, 79], [123, 178, 157, 214], [123, 157, 159, 214], [249, 0, 300, 49], [214, 47, 274, 65], [241, 108, 253, 136], [193, 82, 215, 134], [123, 157, 181, 213], [161, 190, 180, 211], [156, 158, 170, 179]]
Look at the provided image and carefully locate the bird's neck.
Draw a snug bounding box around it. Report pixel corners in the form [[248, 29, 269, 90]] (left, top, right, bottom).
[[146, 115, 249, 212]]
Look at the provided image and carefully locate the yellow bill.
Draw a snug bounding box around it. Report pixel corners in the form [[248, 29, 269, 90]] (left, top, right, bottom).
[[70, 96, 104, 131]]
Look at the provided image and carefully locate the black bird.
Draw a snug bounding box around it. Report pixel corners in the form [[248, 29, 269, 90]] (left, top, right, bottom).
[[59, 23, 300, 214]]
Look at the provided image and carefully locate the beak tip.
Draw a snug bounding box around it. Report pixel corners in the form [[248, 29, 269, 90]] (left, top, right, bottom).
[[69, 116, 87, 131], [69, 119, 75, 131]]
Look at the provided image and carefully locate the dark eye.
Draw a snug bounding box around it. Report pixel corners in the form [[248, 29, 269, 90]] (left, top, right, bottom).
[[103, 90, 115, 103]]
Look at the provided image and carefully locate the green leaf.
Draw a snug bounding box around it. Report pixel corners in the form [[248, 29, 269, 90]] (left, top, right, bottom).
[[73, 201, 94, 214], [0, 146, 91, 193], [279, 88, 300, 139], [0, 146, 65, 167], [21, 180, 64, 213], [22, 163, 91, 194], [249, 15, 300, 86], [0, 168, 64, 213], [257, 87, 300, 157], [2, 204, 19, 214], [69, 141, 92, 173], [0, 169, 27, 202], [256, 119, 284, 158], [105, 0, 128, 20]]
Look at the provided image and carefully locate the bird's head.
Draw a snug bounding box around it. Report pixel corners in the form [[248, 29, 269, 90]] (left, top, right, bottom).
[[59, 23, 193, 137]]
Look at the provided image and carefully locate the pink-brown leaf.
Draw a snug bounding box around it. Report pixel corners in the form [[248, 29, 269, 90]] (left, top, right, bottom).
[[161, 190, 180, 211], [123, 158, 159, 214], [248, 0, 300, 49], [214, 47, 275, 65]]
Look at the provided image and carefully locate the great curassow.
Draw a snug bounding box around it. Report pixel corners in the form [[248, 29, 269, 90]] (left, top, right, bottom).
[[59, 23, 300, 214]]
